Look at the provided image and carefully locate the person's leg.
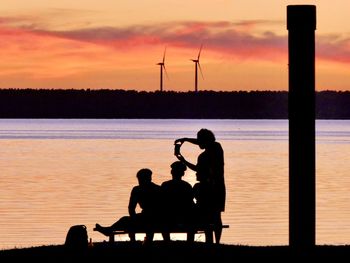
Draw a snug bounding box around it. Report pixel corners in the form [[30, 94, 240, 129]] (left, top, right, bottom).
[[111, 216, 135, 241], [128, 232, 136, 242], [144, 232, 154, 245], [205, 230, 213, 244], [162, 232, 171, 242], [110, 216, 131, 230], [94, 223, 112, 236], [128, 215, 140, 242], [214, 228, 222, 244], [197, 210, 213, 244], [214, 212, 223, 244], [187, 231, 195, 243]]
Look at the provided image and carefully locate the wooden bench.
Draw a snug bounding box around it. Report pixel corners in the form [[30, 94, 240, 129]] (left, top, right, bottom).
[[94, 224, 229, 244]]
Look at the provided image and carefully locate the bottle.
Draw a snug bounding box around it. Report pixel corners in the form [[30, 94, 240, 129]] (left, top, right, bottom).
[[88, 238, 94, 248]]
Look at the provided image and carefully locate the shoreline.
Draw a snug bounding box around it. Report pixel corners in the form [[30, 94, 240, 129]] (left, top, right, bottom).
[[1, 89, 350, 119]]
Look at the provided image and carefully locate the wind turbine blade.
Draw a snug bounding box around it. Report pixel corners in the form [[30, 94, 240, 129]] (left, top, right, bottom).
[[163, 47, 167, 64], [197, 44, 203, 60], [163, 65, 169, 80], [198, 62, 204, 80]]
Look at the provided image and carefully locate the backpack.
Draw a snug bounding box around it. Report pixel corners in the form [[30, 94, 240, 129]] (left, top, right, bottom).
[[64, 224, 88, 250]]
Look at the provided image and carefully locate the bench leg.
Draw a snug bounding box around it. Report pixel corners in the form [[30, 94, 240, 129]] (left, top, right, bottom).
[[129, 233, 136, 242], [187, 232, 195, 243]]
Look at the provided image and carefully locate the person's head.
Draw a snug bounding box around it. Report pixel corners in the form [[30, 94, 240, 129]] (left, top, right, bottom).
[[136, 168, 152, 186], [170, 161, 187, 179], [197, 128, 216, 149]]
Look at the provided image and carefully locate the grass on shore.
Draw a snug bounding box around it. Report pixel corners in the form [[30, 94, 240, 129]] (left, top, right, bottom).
[[1, 241, 350, 262]]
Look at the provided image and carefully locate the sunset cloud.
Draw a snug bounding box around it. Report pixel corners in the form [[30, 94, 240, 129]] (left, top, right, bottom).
[[1, 16, 349, 65], [35, 20, 288, 61], [317, 34, 350, 64], [1, 14, 350, 90], [0, 21, 116, 79]]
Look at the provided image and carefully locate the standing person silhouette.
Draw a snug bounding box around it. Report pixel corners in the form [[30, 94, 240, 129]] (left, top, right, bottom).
[[174, 128, 225, 244], [94, 168, 162, 244]]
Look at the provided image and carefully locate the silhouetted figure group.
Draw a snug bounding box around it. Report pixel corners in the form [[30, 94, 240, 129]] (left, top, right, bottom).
[[95, 128, 225, 244]]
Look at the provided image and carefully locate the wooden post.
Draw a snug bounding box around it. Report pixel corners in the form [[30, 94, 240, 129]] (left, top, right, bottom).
[[287, 5, 316, 248]]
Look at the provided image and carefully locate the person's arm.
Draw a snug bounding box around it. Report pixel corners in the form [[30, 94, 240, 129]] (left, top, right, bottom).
[[174, 137, 199, 145], [174, 137, 198, 171], [176, 153, 197, 171], [128, 187, 138, 217]]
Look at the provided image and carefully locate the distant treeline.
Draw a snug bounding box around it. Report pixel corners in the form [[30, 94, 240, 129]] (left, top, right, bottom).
[[0, 89, 349, 119]]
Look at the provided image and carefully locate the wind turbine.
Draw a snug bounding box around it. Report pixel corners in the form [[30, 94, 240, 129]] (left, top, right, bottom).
[[157, 47, 169, 92], [191, 44, 204, 92]]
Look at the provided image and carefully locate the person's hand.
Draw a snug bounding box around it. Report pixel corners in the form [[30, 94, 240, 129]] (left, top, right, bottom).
[[175, 153, 185, 162]]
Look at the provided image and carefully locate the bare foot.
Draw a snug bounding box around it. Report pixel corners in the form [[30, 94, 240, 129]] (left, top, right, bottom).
[[94, 223, 111, 236]]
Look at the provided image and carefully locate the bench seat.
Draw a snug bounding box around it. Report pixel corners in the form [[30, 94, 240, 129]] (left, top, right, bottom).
[[94, 224, 229, 243]]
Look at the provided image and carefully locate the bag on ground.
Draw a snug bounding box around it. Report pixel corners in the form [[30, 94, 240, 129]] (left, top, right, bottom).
[[65, 224, 88, 250]]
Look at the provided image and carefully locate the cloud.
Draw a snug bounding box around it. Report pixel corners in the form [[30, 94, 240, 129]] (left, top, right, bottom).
[[317, 34, 350, 64], [31, 20, 350, 64], [1, 16, 350, 65], [22, 20, 286, 62]]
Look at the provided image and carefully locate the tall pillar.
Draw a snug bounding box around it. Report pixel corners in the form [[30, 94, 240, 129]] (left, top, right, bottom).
[[287, 5, 316, 248]]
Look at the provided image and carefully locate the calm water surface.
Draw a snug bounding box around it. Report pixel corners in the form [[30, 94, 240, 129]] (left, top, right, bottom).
[[0, 119, 350, 249]]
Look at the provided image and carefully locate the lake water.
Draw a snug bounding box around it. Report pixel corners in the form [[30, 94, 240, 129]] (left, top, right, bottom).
[[0, 119, 350, 250]]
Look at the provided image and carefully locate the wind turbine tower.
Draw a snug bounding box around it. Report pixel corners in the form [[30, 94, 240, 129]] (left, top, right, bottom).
[[191, 44, 204, 92], [157, 47, 168, 92]]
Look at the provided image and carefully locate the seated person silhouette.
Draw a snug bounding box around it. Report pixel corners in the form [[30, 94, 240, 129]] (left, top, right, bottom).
[[94, 168, 162, 243], [160, 161, 195, 242], [193, 168, 216, 244]]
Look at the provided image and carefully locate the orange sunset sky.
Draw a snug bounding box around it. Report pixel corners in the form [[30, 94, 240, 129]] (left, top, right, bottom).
[[0, 0, 349, 92]]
